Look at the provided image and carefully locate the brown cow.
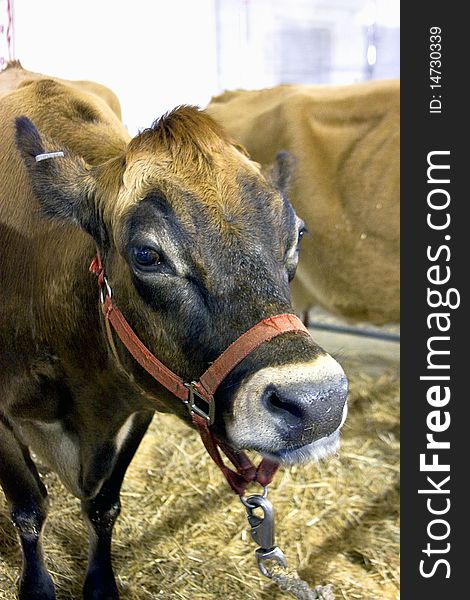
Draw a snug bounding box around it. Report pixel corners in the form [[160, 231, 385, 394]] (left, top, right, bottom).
[[206, 81, 400, 324], [0, 62, 347, 599], [0, 60, 122, 119]]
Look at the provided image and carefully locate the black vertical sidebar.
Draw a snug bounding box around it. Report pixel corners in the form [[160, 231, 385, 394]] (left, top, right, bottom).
[[401, 4, 467, 599]]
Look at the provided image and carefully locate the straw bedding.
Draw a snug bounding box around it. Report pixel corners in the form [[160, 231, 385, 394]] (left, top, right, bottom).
[[0, 360, 399, 599]]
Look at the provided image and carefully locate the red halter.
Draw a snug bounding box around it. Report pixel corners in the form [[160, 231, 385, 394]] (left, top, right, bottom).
[[89, 254, 310, 495]]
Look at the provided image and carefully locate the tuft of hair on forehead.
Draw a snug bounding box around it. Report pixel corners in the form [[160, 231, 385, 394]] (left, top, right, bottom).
[[128, 105, 248, 161]]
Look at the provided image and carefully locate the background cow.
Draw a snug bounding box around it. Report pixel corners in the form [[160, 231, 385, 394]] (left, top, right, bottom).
[[206, 81, 400, 325], [0, 62, 347, 599]]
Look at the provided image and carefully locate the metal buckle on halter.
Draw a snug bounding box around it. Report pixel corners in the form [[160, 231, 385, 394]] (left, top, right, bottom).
[[99, 277, 113, 304], [184, 381, 215, 425]]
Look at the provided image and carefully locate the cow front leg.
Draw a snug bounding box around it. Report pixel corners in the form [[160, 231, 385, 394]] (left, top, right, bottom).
[[0, 418, 56, 600], [81, 492, 120, 600], [81, 411, 153, 600]]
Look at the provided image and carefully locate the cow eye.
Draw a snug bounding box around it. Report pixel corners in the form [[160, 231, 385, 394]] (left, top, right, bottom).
[[132, 246, 161, 267], [298, 225, 307, 244]]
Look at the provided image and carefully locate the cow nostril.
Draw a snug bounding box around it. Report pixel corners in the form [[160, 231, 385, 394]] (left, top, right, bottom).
[[263, 390, 304, 426]]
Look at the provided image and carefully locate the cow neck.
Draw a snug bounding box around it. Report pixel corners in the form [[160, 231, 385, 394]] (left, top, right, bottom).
[[89, 253, 310, 496]]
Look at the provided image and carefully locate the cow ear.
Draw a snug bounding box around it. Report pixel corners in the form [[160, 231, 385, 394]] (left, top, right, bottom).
[[15, 116, 101, 240], [265, 150, 297, 194]]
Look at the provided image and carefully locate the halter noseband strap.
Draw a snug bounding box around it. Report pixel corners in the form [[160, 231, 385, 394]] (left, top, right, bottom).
[[89, 253, 310, 495]]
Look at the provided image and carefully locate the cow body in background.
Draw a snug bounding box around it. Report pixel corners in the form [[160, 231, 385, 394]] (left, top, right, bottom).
[[0, 62, 347, 599], [207, 81, 400, 324]]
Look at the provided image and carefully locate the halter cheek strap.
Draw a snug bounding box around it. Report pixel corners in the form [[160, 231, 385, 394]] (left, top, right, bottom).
[[89, 254, 310, 495]]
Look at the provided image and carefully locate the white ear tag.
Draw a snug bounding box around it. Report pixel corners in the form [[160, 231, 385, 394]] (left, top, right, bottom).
[[35, 151, 65, 162]]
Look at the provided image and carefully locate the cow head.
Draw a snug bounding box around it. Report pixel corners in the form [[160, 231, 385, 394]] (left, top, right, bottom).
[[15, 107, 347, 464]]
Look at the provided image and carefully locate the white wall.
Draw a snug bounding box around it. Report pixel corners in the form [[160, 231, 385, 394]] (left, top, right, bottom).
[[10, 0, 399, 136], [13, 0, 219, 135], [215, 0, 399, 89]]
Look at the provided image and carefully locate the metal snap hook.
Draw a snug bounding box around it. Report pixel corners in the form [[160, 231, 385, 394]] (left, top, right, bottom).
[[239, 485, 268, 509], [243, 494, 276, 550], [256, 546, 288, 579], [241, 493, 289, 579]]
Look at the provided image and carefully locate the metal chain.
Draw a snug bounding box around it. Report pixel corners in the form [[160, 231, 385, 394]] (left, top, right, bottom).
[[268, 563, 335, 600]]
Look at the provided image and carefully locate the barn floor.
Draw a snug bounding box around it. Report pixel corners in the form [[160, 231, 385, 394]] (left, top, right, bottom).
[[0, 326, 399, 600]]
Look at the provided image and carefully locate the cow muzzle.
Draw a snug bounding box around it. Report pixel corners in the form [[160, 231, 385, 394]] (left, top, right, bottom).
[[225, 354, 348, 464], [90, 252, 347, 489]]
